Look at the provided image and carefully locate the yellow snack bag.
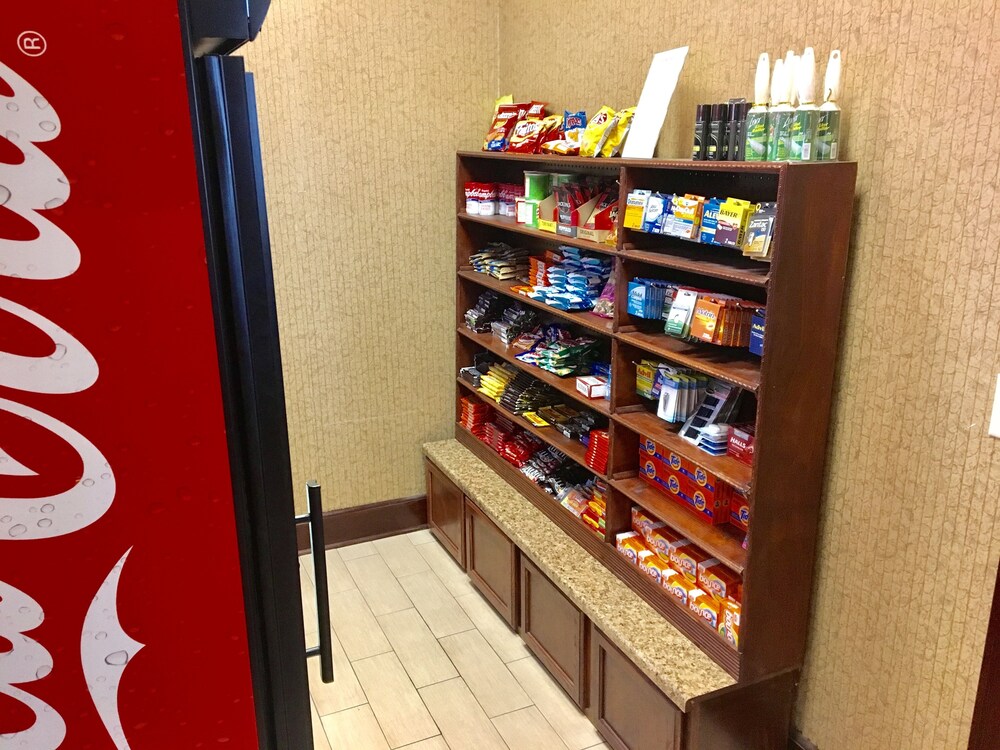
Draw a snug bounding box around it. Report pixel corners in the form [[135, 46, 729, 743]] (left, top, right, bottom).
[[579, 106, 616, 157], [599, 107, 636, 157]]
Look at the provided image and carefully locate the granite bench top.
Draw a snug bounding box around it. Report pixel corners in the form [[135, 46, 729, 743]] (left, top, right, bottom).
[[423, 438, 735, 710]]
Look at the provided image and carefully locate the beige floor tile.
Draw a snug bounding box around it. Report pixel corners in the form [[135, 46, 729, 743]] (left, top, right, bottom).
[[309, 626, 367, 716], [339, 540, 378, 560], [322, 547, 358, 594], [398, 738, 448, 750], [492, 705, 570, 750], [377, 608, 458, 688], [406, 529, 436, 545], [455, 591, 528, 663], [311, 698, 332, 750], [419, 678, 508, 750], [374, 535, 431, 577], [396, 571, 475, 638], [507, 656, 603, 750], [346, 554, 413, 616], [321, 704, 390, 750], [438, 630, 531, 718], [583, 744, 611, 749], [353, 652, 440, 748], [328, 588, 392, 661], [415, 540, 476, 597]]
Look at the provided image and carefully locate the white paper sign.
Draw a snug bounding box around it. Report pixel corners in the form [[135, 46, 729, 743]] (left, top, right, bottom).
[[622, 46, 689, 159]]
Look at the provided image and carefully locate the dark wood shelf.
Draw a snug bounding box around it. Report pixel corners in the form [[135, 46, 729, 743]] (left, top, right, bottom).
[[620, 243, 770, 289], [458, 150, 785, 174], [610, 476, 747, 573], [456, 378, 606, 480], [458, 327, 611, 416], [612, 410, 752, 493], [459, 212, 617, 257], [616, 329, 761, 392], [458, 269, 614, 336]]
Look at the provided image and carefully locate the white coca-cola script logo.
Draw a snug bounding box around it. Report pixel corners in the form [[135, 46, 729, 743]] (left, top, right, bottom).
[[0, 59, 139, 749]]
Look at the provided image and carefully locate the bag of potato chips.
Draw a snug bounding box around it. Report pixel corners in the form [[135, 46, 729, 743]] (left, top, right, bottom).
[[579, 106, 616, 157], [597, 107, 636, 157]]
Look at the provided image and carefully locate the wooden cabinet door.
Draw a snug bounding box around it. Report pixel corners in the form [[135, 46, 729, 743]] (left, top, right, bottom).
[[519, 556, 587, 707], [588, 628, 683, 750], [425, 459, 465, 567], [465, 499, 518, 628]]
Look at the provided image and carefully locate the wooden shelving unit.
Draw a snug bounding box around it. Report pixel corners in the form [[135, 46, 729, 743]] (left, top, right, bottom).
[[453, 150, 857, 683]]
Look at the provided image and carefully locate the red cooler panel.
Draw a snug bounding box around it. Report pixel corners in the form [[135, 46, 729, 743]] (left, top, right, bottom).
[[1, 5, 258, 749]]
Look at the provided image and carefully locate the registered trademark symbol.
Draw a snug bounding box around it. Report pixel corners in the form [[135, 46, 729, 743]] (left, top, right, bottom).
[[17, 31, 47, 57]]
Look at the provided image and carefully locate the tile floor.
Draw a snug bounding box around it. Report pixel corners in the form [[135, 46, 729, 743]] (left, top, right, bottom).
[[301, 530, 610, 750]]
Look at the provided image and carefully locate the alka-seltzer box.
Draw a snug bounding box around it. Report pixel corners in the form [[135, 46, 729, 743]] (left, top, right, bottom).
[[639, 454, 730, 526], [616, 531, 649, 566], [697, 559, 742, 603], [687, 588, 721, 630], [639, 436, 719, 494], [623, 190, 651, 230], [663, 571, 697, 606], [730, 490, 750, 531]]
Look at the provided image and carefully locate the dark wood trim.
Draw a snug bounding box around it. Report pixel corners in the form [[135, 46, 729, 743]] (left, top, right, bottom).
[[968, 562, 1000, 749], [789, 728, 819, 750], [296, 494, 427, 553], [686, 669, 797, 750]]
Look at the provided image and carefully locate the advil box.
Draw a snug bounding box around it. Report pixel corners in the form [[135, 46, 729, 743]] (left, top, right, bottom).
[[638, 455, 730, 525], [639, 435, 719, 493]]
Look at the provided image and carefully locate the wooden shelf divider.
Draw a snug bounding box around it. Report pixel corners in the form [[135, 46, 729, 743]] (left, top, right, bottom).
[[460, 212, 618, 256], [616, 329, 762, 392]]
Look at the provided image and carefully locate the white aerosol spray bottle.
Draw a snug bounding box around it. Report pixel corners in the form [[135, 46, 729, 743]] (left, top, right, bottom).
[[816, 50, 842, 161], [766, 59, 793, 160], [790, 47, 817, 160], [744, 53, 770, 161]]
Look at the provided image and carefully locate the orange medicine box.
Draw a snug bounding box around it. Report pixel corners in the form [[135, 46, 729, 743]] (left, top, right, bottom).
[[663, 572, 697, 606], [730, 490, 750, 531], [670, 543, 715, 582], [631, 506, 665, 539], [640, 553, 673, 585], [616, 531, 649, 566], [639, 453, 730, 525], [688, 588, 721, 629], [720, 600, 741, 648], [698, 560, 742, 603], [646, 525, 688, 562]]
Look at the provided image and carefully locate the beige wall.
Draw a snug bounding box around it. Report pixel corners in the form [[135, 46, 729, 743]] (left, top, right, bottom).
[[249, 1, 1000, 747], [244, 0, 496, 509], [497, 2, 998, 748]]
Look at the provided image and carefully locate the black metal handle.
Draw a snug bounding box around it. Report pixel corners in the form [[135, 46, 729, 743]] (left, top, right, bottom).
[[304, 481, 334, 684]]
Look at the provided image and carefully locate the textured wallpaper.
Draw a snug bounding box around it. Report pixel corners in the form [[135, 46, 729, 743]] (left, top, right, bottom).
[[246, 1, 999, 748], [497, 1, 1000, 748], [243, 0, 496, 510]]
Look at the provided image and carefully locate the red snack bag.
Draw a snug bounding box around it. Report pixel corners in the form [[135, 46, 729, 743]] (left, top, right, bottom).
[[483, 104, 522, 151]]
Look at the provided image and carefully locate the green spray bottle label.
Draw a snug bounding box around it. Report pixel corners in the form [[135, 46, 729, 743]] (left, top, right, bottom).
[[815, 108, 841, 160], [744, 110, 768, 161], [790, 109, 818, 160], [767, 110, 793, 160]]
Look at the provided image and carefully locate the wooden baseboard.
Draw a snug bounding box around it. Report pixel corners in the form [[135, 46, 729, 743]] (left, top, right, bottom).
[[789, 728, 818, 750], [296, 494, 427, 553]]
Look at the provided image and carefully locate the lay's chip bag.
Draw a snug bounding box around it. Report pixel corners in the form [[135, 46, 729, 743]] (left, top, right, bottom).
[[579, 106, 616, 157], [598, 107, 636, 157]]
